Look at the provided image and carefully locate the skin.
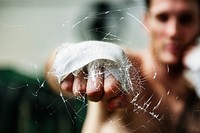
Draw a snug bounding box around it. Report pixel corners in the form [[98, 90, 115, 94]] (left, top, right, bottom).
[[45, 0, 200, 132], [146, 0, 199, 66]]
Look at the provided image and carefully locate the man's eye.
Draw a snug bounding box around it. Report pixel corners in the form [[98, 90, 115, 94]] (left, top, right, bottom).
[[179, 13, 193, 25], [156, 14, 169, 22]]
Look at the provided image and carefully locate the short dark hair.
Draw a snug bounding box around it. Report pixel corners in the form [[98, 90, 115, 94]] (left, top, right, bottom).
[[144, 0, 150, 8], [144, 0, 200, 9]]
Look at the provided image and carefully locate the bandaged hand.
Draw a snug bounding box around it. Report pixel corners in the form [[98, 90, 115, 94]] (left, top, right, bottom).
[[53, 41, 134, 111]]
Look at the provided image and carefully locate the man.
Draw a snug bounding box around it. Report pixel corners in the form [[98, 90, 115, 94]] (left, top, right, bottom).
[[46, 0, 200, 132]]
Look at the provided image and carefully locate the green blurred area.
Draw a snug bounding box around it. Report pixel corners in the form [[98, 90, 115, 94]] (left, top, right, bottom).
[[0, 69, 86, 133]]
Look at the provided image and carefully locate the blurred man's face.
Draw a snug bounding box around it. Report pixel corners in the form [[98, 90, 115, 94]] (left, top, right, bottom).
[[146, 0, 199, 65]]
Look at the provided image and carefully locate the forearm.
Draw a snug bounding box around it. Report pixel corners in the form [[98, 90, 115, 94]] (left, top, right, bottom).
[[82, 101, 128, 133]]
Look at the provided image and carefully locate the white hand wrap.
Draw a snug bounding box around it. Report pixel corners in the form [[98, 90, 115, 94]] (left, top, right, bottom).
[[53, 41, 134, 93], [184, 45, 200, 71], [184, 45, 200, 98]]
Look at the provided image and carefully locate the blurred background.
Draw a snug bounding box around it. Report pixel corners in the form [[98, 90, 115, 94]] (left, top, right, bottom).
[[0, 0, 148, 76], [0, 0, 148, 133]]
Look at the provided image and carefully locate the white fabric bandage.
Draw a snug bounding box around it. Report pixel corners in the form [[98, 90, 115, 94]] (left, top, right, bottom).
[[53, 41, 134, 93], [184, 45, 200, 98], [184, 45, 200, 71]]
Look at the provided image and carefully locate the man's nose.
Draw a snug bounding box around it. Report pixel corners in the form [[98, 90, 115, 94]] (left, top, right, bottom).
[[166, 18, 180, 39]]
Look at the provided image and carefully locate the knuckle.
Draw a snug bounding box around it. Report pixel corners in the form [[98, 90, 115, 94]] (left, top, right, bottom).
[[60, 74, 74, 91], [61, 81, 73, 92], [87, 87, 104, 102], [104, 80, 120, 95]]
